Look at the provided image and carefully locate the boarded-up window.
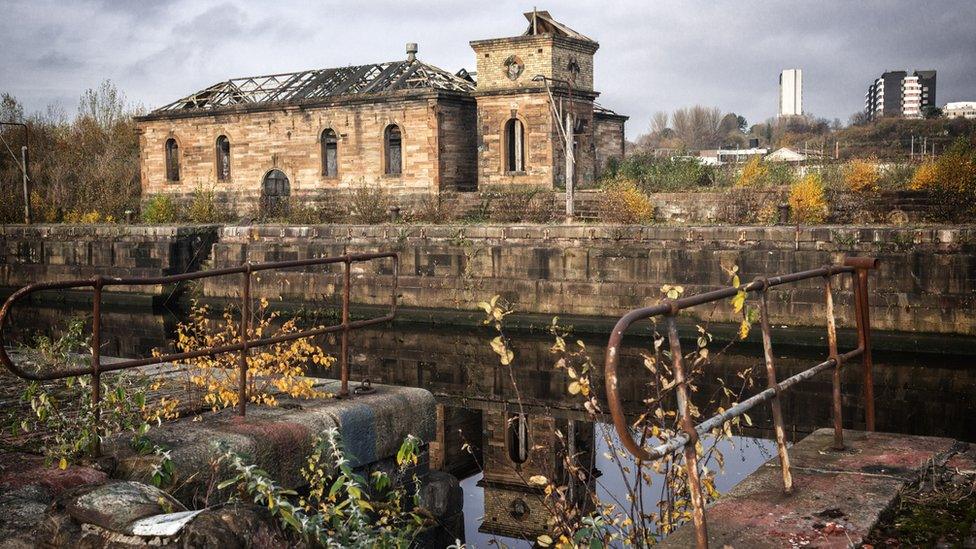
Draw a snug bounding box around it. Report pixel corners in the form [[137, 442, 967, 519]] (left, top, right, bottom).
[[261, 169, 290, 218], [165, 138, 180, 182], [505, 118, 525, 172], [321, 129, 338, 177], [216, 135, 230, 180], [385, 125, 402, 175]]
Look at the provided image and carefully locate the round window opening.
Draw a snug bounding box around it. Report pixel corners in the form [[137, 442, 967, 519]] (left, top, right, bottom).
[[509, 498, 530, 520], [504, 55, 524, 81], [567, 59, 581, 83]]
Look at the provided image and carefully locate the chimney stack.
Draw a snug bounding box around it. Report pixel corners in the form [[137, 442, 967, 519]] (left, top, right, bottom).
[[406, 43, 418, 62]]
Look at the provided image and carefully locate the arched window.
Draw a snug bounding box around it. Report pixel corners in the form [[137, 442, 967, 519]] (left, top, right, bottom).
[[384, 125, 402, 175], [506, 413, 529, 464], [321, 129, 338, 177], [261, 169, 290, 217], [505, 118, 525, 172], [216, 135, 231, 180], [165, 138, 180, 182]]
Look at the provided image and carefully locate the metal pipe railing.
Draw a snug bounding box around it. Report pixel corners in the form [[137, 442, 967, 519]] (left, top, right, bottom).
[[0, 252, 399, 456], [602, 256, 878, 548]]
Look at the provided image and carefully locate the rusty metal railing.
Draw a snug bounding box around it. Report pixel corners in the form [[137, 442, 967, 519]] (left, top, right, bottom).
[[0, 252, 398, 456], [603, 256, 878, 548]]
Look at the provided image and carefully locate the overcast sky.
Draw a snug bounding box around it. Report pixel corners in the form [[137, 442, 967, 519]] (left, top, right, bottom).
[[2, 0, 974, 139]]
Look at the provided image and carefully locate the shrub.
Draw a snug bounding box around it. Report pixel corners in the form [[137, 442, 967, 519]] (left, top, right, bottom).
[[909, 160, 939, 190], [878, 163, 915, 191], [186, 187, 229, 223], [141, 194, 180, 223], [913, 138, 976, 221], [600, 176, 655, 224], [410, 192, 463, 223], [843, 158, 880, 192], [165, 301, 333, 410], [735, 157, 767, 187], [615, 153, 720, 192], [483, 186, 555, 223], [285, 202, 341, 225], [788, 174, 827, 224], [350, 183, 391, 224], [63, 210, 115, 223]]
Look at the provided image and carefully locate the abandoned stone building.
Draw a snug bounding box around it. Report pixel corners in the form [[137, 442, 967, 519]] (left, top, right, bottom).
[[135, 10, 627, 216]]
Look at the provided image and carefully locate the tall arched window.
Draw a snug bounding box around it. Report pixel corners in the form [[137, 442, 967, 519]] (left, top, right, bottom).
[[384, 125, 402, 175], [505, 118, 525, 172], [216, 135, 230, 180], [506, 412, 529, 464], [321, 129, 338, 177], [165, 138, 180, 182]]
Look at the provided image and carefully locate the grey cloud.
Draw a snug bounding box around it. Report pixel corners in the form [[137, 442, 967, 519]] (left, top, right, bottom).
[[2, 0, 974, 138]]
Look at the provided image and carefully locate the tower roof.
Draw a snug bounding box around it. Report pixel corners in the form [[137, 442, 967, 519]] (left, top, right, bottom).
[[522, 10, 595, 43]]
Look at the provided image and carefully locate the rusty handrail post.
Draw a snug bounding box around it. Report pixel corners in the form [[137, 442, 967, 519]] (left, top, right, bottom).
[[339, 256, 351, 398], [665, 314, 708, 549], [845, 257, 878, 431], [238, 264, 251, 417], [823, 270, 844, 450], [755, 279, 792, 494], [91, 276, 103, 457]]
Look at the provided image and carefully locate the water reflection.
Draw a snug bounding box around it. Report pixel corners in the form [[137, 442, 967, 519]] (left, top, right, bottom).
[[5, 302, 976, 547]]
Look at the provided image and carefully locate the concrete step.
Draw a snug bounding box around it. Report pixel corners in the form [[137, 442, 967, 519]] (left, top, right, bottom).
[[661, 428, 962, 548]]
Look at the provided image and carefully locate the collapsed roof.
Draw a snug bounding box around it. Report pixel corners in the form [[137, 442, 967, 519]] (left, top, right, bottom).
[[152, 59, 476, 115], [522, 10, 595, 43]]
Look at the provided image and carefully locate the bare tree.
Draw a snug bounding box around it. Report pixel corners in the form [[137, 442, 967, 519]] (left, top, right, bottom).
[[651, 111, 670, 135], [671, 105, 723, 150]]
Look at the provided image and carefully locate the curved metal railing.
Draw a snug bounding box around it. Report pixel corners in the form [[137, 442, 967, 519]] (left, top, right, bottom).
[[603, 256, 878, 548], [0, 252, 399, 455]]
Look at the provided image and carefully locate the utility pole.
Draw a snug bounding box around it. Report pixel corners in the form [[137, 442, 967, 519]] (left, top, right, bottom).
[[565, 111, 575, 221], [1, 121, 31, 223], [922, 136, 927, 159], [21, 146, 31, 224], [910, 135, 914, 161], [834, 140, 839, 160]]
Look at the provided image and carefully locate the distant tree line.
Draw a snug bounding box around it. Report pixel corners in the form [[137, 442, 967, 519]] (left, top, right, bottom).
[[0, 81, 140, 223]]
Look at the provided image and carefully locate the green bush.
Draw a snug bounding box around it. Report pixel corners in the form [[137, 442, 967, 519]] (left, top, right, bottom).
[[610, 153, 723, 193], [186, 187, 230, 224], [141, 194, 180, 223]]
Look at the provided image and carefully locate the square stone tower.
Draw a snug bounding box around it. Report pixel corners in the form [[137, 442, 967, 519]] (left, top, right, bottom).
[[470, 11, 601, 190]]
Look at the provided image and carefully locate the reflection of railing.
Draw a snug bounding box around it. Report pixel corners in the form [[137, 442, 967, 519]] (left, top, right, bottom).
[[603, 257, 878, 548], [0, 252, 399, 456]]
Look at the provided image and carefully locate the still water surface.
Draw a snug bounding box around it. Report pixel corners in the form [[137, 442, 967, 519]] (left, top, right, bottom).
[[5, 301, 974, 546]]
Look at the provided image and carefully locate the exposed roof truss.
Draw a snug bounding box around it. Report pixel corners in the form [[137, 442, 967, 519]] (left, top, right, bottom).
[[154, 60, 475, 114]]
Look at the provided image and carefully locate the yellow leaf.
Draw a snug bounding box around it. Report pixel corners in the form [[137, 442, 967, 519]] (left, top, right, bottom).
[[528, 475, 549, 486], [568, 381, 581, 395], [537, 535, 553, 547], [738, 319, 751, 340], [58, 457, 68, 470]]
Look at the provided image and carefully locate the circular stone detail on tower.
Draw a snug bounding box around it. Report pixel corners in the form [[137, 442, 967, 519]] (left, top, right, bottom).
[[504, 55, 524, 81]]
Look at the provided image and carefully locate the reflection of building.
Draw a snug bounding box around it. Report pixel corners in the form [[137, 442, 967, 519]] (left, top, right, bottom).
[[865, 70, 937, 120], [135, 10, 626, 216], [478, 410, 597, 539], [944, 101, 976, 120], [778, 69, 803, 117]]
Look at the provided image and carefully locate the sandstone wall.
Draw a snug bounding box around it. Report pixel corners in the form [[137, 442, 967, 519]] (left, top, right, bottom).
[[136, 93, 476, 215], [0, 225, 219, 297], [206, 224, 976, 336]]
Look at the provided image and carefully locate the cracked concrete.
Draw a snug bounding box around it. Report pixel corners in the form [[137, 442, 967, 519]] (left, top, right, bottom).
[[661, 428, 967, 548]]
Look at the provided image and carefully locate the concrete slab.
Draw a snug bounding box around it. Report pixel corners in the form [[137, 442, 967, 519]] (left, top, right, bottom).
[[661, 429, 959, 548], [104, 377, 435, 505]]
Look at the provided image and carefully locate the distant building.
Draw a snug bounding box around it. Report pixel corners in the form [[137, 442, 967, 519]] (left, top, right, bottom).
[[944, 101, 976, 119], [697, 147, 768, 165], [779, 69, 803, 116], [865, 70, 936, 120], [765, 147, 807, 163]]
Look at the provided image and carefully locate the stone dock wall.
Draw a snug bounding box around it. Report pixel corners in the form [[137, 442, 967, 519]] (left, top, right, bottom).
[[0, 224, 218, 299], [1, 223, 973, 336], [206, 224, 976, 336]]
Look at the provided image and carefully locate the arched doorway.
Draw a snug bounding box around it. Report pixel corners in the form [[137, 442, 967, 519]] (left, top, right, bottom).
[[261, 169, 290, 217]]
